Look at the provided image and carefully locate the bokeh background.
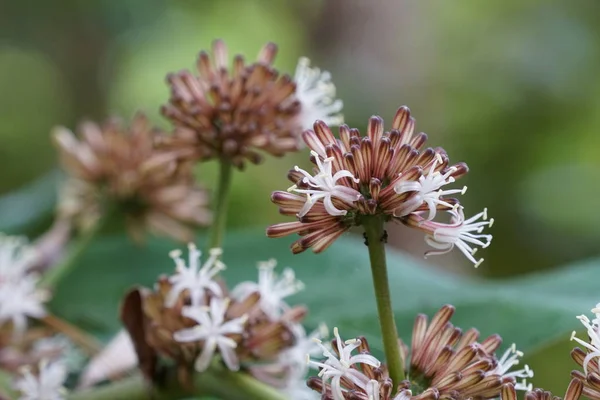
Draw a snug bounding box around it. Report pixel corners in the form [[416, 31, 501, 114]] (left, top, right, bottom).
[[1, 0, 600, 393]]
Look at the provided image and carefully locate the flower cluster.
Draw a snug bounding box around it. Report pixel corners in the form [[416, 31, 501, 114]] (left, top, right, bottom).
[[267, 107, 493, 266], [160, 39, 343, 169], [570, 304, 600, 400], [125, 243, 321, 392], [0, 234, 48, 338], [53, 113, 211, 242], [306, 305, 534, 400]]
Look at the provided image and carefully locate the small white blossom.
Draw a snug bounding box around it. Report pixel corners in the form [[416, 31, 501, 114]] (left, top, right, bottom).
[[394, 153, 467, 220], [282, 323, 327, 374], [14, 359, 68, 400], [308, 327, 380, 400], [294, 57, 343, 129], [491, 343, 534, 391], [173, 298, 247, 372], [165, 244, 225, 307], [0, 272, 48, 336], [289, 151, 361, 217], [231, 260, 304, 320], [278, 324, 328, 399], [410, 207, 493, 268], [571, 310, 600, 374]]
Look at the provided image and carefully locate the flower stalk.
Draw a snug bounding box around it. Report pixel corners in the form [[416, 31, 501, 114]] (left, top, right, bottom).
[[362, 215, 405, 385], [208, 160, 233, 249], [40, 210, 109, 289]]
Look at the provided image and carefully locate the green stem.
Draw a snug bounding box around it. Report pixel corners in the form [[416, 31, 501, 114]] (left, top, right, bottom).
[[68, 369, 287, 400], [362, 216, 405, 385], [40, 212, 108, 289], [208, 160, 233, 249]]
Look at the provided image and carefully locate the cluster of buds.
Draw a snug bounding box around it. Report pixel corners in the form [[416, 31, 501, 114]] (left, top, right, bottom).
[[53, 113, 212, 243], [267, 107, 493, 267], [123, 243, 321, 395], [161, 39, 343, 169], [306, 305, 533, 400]]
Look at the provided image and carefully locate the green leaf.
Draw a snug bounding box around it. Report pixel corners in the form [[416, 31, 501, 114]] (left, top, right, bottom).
[[50, 229, 594, 392], [0, 170, 61, 233]]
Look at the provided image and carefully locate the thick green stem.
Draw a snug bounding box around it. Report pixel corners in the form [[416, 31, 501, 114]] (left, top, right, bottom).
[[208, 160, 233, 249], [362, 216, 405, 385], [68, 369, 287, 400], [40, 212, 108, 289]]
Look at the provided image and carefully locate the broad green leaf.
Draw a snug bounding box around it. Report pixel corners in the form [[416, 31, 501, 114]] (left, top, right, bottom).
[[50, 229, 595, 392], [0, 170, 61, 233]]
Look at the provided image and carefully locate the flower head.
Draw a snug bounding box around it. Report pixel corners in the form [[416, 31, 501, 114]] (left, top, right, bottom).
[[174, 298, 248, 372], [14, 359, 68, 400], [231, 259, 304, 320], [0, 235, 48, 337], [307, 306, 534, 400], [570, 304, 600, 400], [307, 327, 381, 400], [267, 106, 492, 265], [0, 274, 49, 337], [53, 113, 211, 242], [161, 40, 343, 169], [166, 244, 225, 307], [293, 57, 343, 129]]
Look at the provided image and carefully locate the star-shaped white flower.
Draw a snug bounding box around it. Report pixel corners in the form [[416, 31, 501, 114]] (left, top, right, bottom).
[[308, 327, 380, 400], [289, 151, 361, 217], [174, 298, 247, 372], [491, 343, 534, 391], [14, 359, 68, 400], [408, 207, 493, 268], [231, 259, 304, 320], [294, 57, 343, 129], [394, 153, 467, 220], [571, 310, 600, 374], [165, 244, 225, 307], [0, 272, 48, 336]]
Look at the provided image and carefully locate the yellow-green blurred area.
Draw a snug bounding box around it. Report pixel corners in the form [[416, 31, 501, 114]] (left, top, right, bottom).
[[1, 0, 600, 393]]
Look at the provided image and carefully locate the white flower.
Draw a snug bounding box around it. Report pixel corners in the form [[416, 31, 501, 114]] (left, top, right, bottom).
[[14, 359, 68, 400], [394, 153, 467, 220], [409, 207, 493, 268], [308, 327, 380, 400], [173, 298, 247, 372], [571, 311, 600, 374], [294, 57, 343, 129], [165, 244, 225, 307], [0, 272, 48, 336], [231, 259, 304, 320], [289, 151, 361, 217], [491, 343, 534, 391], [282, 372, 320, 400]]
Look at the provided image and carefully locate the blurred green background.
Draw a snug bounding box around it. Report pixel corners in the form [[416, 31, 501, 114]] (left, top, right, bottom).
[[1, 0, 600, 394]]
